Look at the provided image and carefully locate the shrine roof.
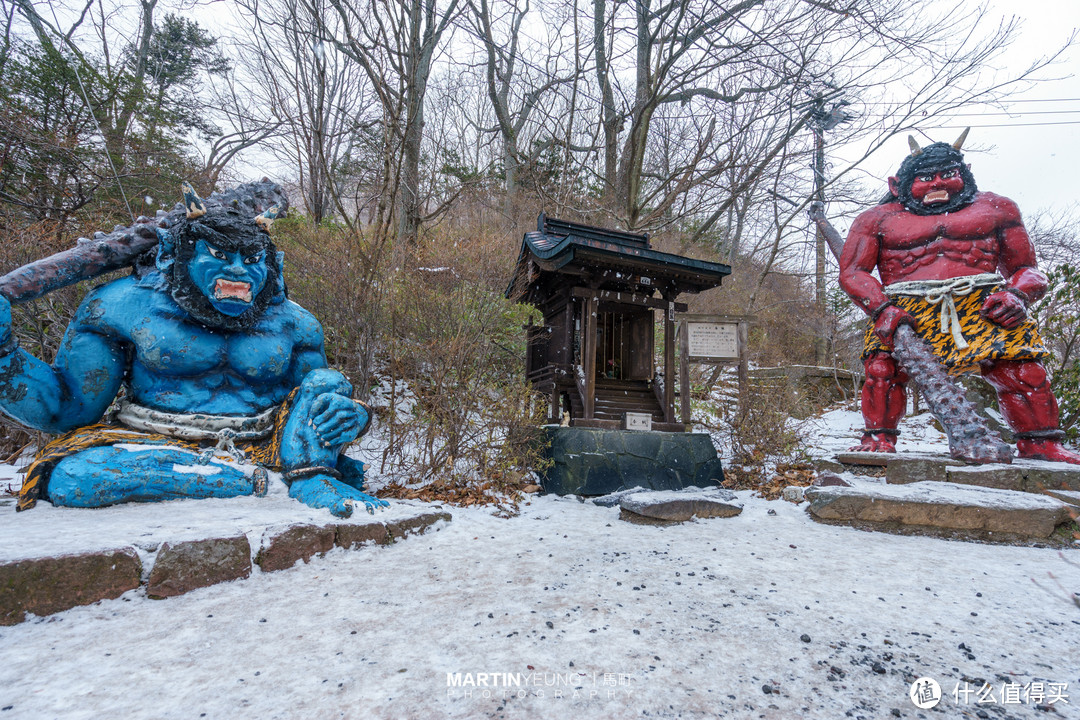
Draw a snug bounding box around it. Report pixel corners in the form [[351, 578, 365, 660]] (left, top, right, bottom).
[[506, 215, 731, 302]]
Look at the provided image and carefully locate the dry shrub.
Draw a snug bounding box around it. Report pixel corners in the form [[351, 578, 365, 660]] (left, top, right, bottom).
[[275, 218, 550, 507], [717, 381, 812, 489], [374, 269, 550, 497]]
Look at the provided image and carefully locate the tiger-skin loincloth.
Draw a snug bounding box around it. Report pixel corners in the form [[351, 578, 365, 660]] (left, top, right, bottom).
[[863, 276, 1049, 376]]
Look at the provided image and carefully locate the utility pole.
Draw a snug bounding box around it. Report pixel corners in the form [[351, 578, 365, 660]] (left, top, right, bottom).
[[807, 87, 852, 366]]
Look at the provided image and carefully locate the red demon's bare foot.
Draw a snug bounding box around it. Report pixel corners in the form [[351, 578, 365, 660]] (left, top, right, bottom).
[[1016, 438, 1080, 464], [850, 431, 898, 453]]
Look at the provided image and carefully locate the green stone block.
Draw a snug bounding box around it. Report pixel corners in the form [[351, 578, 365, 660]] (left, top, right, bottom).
[[540, 427, 724, 496]]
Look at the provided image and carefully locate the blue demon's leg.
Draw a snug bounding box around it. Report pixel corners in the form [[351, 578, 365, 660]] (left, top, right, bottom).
[[47, 446, 257, 507], [336, 455, 368, 491], [280, 368, 387, 518]]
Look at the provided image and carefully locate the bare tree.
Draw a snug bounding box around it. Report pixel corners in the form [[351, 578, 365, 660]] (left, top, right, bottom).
[[311, 0, 463, 252], [464, 0, 578, 211], [234, 0, 376, 224]]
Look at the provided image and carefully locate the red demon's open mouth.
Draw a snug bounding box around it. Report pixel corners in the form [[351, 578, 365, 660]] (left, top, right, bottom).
[[923, 190, 950, 204], [213, 279, 252, 302]]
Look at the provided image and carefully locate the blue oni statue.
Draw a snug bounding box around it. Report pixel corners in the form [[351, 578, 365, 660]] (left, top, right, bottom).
[[2, 183, 386, 517]]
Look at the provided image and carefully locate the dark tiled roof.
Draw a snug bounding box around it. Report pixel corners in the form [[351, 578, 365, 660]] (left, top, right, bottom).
[[507, 215, 731, 299]]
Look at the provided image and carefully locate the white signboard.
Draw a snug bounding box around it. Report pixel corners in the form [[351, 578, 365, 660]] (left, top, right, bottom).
[[686, 322, 739, 360], [624, 412, 652, 432]]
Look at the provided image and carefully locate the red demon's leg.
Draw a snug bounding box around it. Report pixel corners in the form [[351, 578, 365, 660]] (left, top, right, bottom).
[[981, 359, 1080, 464], [853, 351, 908, 452]]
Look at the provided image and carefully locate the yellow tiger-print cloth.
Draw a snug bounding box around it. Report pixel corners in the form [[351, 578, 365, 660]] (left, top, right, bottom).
[[16, 391, 296, 512], [862, 284, 1049, 376]]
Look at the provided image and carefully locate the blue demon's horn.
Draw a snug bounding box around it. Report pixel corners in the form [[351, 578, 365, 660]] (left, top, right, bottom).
[[255, 204, 282, 231], [182, 181, 206, 219]]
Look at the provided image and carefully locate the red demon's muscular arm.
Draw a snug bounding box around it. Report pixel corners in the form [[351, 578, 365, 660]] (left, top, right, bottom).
[[838, 210, 890, 315], [981, 193, 1047, 328], [991, 193, 1048, 302], [839, 208, 914, 346]]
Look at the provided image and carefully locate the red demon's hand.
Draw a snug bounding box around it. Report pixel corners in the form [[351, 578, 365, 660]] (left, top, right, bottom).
[[980, 290, 1027, 329], [873, 305, 916, 348]]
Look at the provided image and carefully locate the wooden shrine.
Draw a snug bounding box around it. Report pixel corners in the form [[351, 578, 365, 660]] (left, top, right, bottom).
[[507, 215, 731, 432]]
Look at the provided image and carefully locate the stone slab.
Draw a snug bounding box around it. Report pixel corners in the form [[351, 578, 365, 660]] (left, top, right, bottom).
[[541, 427, 724, 496], [146, 536, 252, 599], [834, 452, 890, 467], [335, 521, 391, 549], [885, 457, 964, 485], [946, 465, 1026, 492], [1, 548, 141, 625], [619, 489, 742, 523], [1043, 489, 1080, 509], [386, 511, 452, 541], [0, 504, 451, 625], [878, 455, 1080, 496], [1022, 462, 1080, 493], [256, 524, 337, 572], [805, 482, 1072, 538]]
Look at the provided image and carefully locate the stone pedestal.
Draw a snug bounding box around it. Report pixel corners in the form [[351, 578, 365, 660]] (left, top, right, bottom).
[[540, 426, 723, 496]]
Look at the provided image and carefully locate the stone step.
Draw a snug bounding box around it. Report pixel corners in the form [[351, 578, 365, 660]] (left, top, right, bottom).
[[805, 481, 1073, 538], [1044, 488, 1080, 509], [1, 508, 450, 625], [830, 452, 1080, 498], [618, 489, 742, 525]]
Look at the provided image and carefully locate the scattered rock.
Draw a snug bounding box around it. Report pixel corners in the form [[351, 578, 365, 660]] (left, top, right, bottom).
[[813, 471, 851, 487], [521, 485, 542, 494], [783, 486, 806, 503], [618, 489, 742, 524], [590, 487, 649, 507], [146, 536, 251, 599], [800, 634, 811, 643], [1, 548, 141, 625]]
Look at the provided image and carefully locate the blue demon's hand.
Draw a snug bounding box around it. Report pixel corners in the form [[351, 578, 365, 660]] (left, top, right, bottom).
[[309, 392, 368, 449], [288, 473, 388, 517]]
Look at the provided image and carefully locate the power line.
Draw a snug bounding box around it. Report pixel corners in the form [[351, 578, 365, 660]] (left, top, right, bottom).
[[936, 109, 1080, 117], [911, 120, 1080, 129], [857, 97, 1080, 105]]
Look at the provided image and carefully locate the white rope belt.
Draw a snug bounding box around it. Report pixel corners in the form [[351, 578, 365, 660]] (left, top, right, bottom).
[[116, 401, 278, 441], [883, 273, 1003, 350]]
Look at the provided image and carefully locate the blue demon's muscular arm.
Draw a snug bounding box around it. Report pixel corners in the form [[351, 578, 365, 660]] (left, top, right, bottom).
[[285, 304, 368, 448], [0, 286, 127, 433]]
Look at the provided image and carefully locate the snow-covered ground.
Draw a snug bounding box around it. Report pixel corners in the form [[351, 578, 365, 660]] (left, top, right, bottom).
[[0, 409, 1077, 719]]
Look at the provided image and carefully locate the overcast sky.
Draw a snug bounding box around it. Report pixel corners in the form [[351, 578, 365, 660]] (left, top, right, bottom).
[[836, 0, 1080, 221]]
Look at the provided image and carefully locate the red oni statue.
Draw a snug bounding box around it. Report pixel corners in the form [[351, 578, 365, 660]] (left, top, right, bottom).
[[838, 131, 1080, 464]]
